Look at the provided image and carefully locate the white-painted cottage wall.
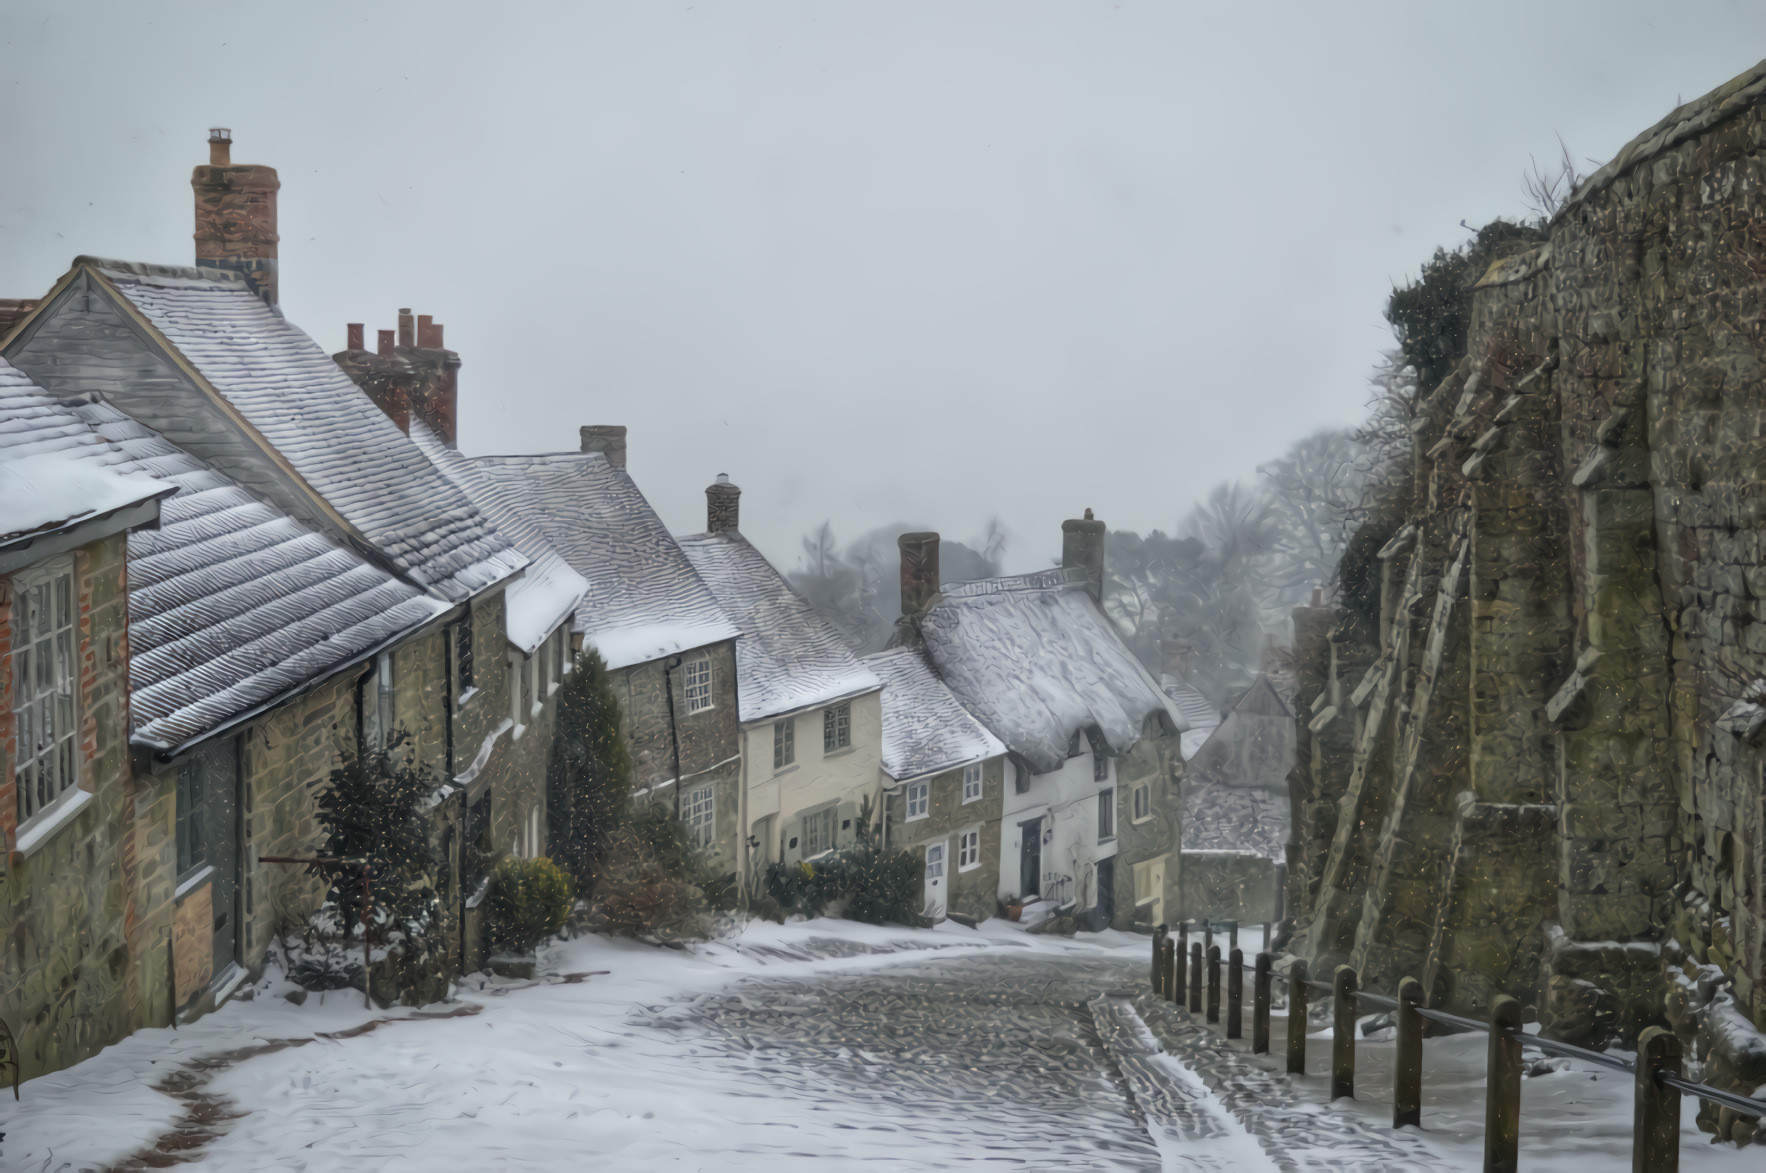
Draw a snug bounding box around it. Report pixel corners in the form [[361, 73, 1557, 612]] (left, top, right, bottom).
[[998, 745, 1117, 910], [739, 689, 883, 878]]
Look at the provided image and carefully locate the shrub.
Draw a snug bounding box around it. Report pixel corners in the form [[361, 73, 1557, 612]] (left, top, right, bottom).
[[763, 797, 927, 928], [548, 647, 633, 897], [587, 820, 710, 942], [486, 857, 574, 954]]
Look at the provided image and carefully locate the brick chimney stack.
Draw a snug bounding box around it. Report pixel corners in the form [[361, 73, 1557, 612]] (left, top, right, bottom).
[[377, 329, 394, 357], [192, 128, 279, 306], [579, 425, 627, 469], [333, 307, 459, 447], [346, 323, 365, 352], [706, 474, 740, 533], [1062, 508, 1106, 604], [397, 309, 415, 349]]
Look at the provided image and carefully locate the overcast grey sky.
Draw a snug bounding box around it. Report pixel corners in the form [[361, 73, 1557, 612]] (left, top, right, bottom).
[[3, 3, 1761, 573]]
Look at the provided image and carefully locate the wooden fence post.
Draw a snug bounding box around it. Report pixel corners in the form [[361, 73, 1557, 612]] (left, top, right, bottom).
[[1151, 924, 1166, 992], [1189, 941, 1203, 1013], [1632, 1025, 1682, 1173], [1394, 976, 1422, 1129], [1163, 938, 1177, 1001], [1175, 923, 1189, 1001], [1207, 945, 1222, 1024], [1252, 951, 1272, 1054], [1226, 947, 1243, 1039], [1483, 995, 1522, 1173], [1286, 959, 1308, 1075], [1331, 964, 1356, 1101]]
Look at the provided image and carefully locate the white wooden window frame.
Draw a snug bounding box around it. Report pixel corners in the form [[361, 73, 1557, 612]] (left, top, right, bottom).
[[11, 557, 80, 833], [924, 840, 946, 881], [905, 781, 930, 821], [686, 784, 716, 851], [822, 703, 851, 753], [957, 828, 980, 871], [1132, 783, 1152, 823], [682, 657, 713, 714], [773, 718, 795, 770], [1097, 788, 1116, 842], [961, 762, 984, 804], [801, 806, 838, 858]]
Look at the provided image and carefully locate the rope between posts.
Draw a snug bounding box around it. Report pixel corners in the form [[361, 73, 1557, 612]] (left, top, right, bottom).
[[1660, 1072, 1766, 1118]]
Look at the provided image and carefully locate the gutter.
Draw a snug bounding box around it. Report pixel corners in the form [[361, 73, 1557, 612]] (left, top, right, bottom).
[[0, 493, 170, 576], [745, 682, 881, 729]]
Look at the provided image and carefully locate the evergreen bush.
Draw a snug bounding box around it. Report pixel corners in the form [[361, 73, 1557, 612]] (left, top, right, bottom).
[[762, 797, 928, 927], [486, 857, 574, 954], [547, 647, 633, 898], [587, 817, 710, 942]]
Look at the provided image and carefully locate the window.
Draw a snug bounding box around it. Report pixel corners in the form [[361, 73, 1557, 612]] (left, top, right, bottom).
[[1098, 789, 1116, 841], [686, 785, 716, 850], [11, 560, 77, 825], [529, 652, 542, 717], [509, 652, 525, 733], [823, 703, 851, 753], [773, 719, 795, 770], [962, 762, 984, 803], [363, 651, 395, 750], [1133, 783, 1151, 822], [524, 804, 544, 859], [1067, 730, 1083, 758], [558, 631, 573, 679], [683, 657, 713, 714], [454, 607, 475, 697], [958, 829, 980, 870], [925, 841, 946, 881], [906, 781, 929, 820], [1094, 747, 1110, 782], [175, 760, 207, 878], [802, 807, 838, 857]]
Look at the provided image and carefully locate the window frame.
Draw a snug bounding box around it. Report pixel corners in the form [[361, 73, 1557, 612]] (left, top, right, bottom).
[[801, 806, 838, 858], [961, 761, 984, 804], [822, 702, 852, 754], [685, 784, 716, 851], [682, 656, 713, 714], [905, 781, 930, 821], [957, 828, 980, 871], [924, 840, 946, 881], [773, 718, 795, 771], [453, 606, 475, 702], [10, 557, 80, 831], [1132, 783, 1152, 823], [1097, 788, 1116, 842]]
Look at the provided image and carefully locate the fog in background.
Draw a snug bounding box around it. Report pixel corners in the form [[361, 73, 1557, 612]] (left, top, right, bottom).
[[2, 2, 1761, 574]]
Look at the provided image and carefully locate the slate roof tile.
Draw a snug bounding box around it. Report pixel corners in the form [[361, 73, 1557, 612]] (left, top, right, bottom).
[[863, 646, 1005, 783]]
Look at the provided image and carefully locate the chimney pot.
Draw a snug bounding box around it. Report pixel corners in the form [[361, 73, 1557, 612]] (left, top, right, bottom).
[[898, 532, 941, 624], [192, 129, 279, 305], [706, 474, 741, 533], [1061, 511, 1107, 604], [431, 322, 443, 348], [579, 425, 628, 470], [377, 329, 394, 357], [397, 309, 414, 349], [346, 323, 364, 351]]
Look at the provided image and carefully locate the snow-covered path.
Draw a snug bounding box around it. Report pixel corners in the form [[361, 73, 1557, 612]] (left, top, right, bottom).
[[1, 919, 1757, 1170]]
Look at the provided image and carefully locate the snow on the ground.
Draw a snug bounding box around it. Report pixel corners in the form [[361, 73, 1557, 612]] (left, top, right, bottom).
[[3, 916, 1755, 1171], [0, 917, 1146, 1172]]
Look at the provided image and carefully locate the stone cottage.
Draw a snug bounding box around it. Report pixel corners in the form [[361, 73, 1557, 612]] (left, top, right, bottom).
[[678, 478, 883, 893], [471, 431, 744, 882], [863, 646, 1007, 922], [1285, 59, 1766, 1118], [893, 517, 1188, 930]]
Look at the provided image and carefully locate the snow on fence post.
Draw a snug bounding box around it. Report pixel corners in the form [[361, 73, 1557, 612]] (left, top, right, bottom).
[[1189, 941, 1203, 1013], [1286, 959, 1308, 1075], [1253, 951, 1272, 1054], [1206, 945, 1222, 1024], [1632, 1026, 1682, 1172], [1174, 923, 1188, 1000], [1331, 965, 1356, 1101], [1483, 995, 1523, 1173], [1151, 924, 1166, 992], [1394, 976, 1423, 1129], [1226, 947, 1243, 1039]]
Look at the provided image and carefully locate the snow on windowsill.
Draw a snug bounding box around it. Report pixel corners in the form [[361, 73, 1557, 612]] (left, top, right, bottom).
[[14, 787, 95, 858], [174, 865, 216, 901]]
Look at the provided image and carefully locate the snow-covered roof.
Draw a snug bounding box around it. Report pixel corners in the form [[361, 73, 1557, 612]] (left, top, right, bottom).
[[408, 423, 585, 654], [918, 567, 1185, 774], [1161, 674, 1221, 761], [470, 452, 738, 670], [863, 647, 1006, 784], [85, 259, 526, 603], [0, 360, 169, 546], [72, 398, 448, 751], [677, 530, 880, 723]]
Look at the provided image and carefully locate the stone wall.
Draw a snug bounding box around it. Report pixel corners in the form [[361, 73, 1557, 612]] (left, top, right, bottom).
[[1108, 715, 1185, 932], [1288, 61, 1766, 1073], [1177, 850, 1279, 926], [883, 756, 1006, 922]]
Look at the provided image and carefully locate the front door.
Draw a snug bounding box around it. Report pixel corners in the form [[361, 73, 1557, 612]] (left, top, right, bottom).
[[1019, 818, 1042, 898], [1094, 857, 1115, 926], [178, 737, 242, 981], [923, 839, 948, 919]]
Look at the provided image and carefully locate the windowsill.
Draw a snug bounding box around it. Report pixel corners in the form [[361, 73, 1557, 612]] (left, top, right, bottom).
[[14, 787, 95, 858], [686, 705, 715, 717], [548, 681, 560, 697], [1131, 815, 1154, 825], [175, 864, 216, 900], [530, 703, 544, 720], [772, 763, 799, 777], [457, 686, 479, 709], [822, 745, 856, 760], [905, 812, 929, 823], [958, 861, 980, 874], [512, 723, 527, 742], [1098, 835, 1117, 844], [962, 794, 983, 805]]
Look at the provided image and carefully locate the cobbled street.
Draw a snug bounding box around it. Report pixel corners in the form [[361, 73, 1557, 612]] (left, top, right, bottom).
[[638, 944, 1171, 1170]]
